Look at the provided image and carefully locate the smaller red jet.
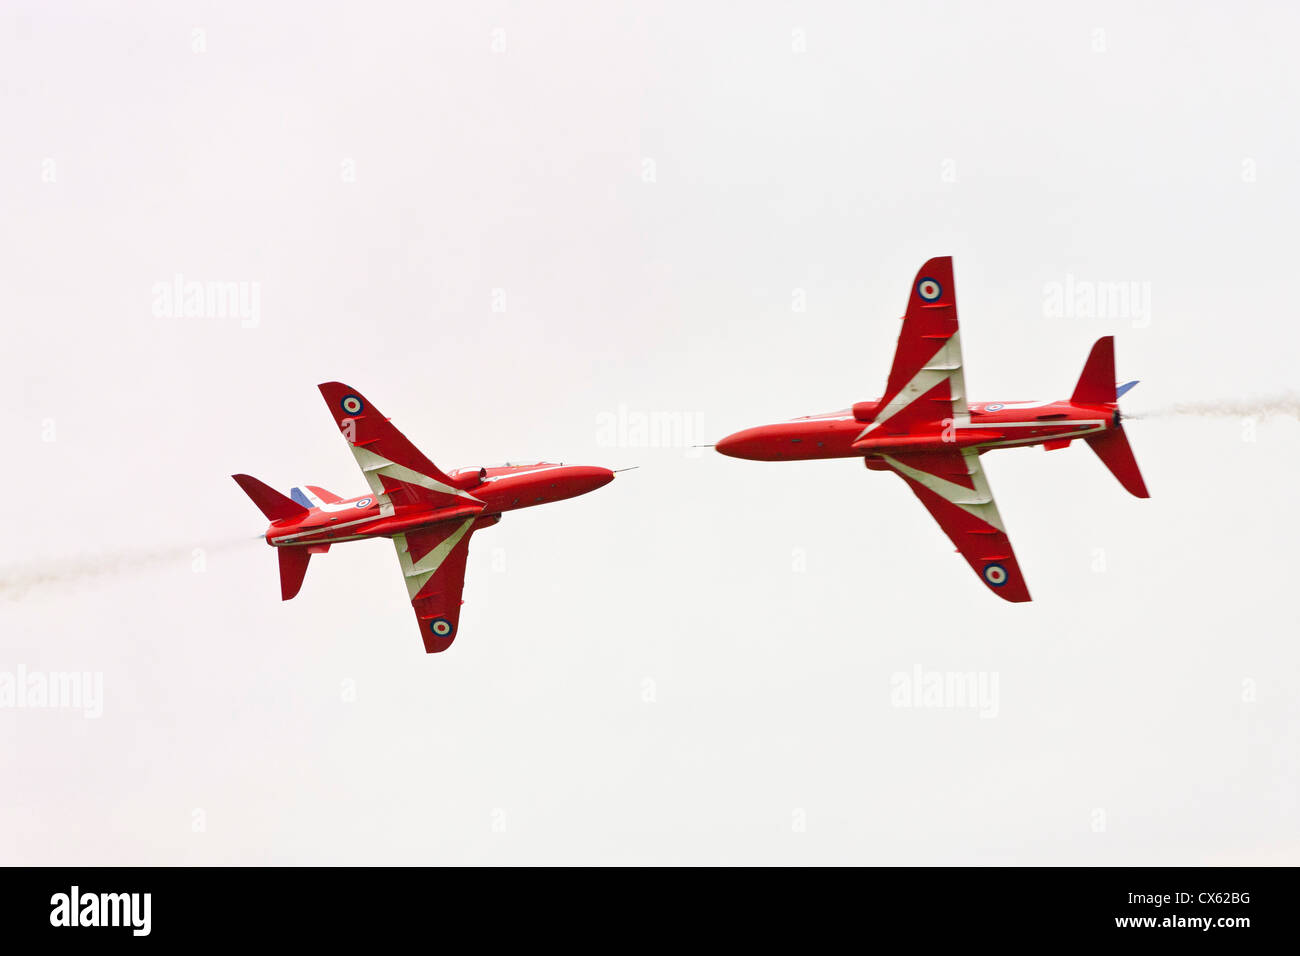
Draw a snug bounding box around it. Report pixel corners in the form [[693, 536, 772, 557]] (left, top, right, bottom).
[[716, 257, 1149, 602], [234, 383, 617, 652]]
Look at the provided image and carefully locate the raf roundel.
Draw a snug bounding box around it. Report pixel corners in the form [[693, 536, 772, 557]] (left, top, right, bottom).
[[340, 394, 364, 416], [916, 277, 943, 302], [429, 618, 454, 639], [984, 403, 1006, 412], [354, 497, 373, 509], [983, 563, 1009, 587]]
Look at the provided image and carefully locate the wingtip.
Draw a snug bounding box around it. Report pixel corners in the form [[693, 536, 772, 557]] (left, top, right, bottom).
[[993, 581, 1033, 603], [917, 254, 953, 272]]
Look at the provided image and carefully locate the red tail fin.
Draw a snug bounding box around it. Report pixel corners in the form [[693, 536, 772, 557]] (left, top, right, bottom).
[[1072, 336, 1117, 405], [232, 474, 308, 522], [1085, 427, 1150, 498], [278, 547, 312, 601]]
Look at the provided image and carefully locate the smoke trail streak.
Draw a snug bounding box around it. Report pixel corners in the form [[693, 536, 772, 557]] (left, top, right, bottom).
[[0, 536, 254, 599], [1125, 395, 1299, 421]]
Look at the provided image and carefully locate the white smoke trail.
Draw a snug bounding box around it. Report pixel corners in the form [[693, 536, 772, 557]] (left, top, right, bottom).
[[0, 536, 254, 599], [1126, 394, 1299, 421]]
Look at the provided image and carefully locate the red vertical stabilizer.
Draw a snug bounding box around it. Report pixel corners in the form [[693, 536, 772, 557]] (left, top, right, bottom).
[[1071, 336, 1118, 405], [1085, 427, 1150, 498], [278, 547, 312, 601]]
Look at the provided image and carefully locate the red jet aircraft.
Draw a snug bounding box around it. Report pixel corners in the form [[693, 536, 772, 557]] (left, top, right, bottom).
[[234, 383, 617, 652], [715, 256, 1149, 602]]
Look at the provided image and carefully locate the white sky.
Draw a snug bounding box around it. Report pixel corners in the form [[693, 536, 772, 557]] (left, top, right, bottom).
[[2, 1, 1297, 865]]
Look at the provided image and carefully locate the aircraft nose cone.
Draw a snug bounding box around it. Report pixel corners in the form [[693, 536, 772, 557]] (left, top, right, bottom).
[[575, 465, 615, 492], [715, 428, 757, 459]]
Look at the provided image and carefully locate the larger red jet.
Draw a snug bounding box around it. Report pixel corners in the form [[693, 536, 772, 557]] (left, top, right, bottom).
[[715, 257, 1149, 602], [234, 383, 617, 652]]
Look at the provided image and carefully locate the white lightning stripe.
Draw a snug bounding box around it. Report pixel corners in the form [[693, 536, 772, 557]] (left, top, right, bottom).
[[977, 401, 1049, 411], [348, 446, 396, 516], [393, 518, 475, 599], [856, 332, 969, 442], [978, 419, 1108, 429], [977, 424, 1106, 449], [317, 500, 362, 512], [351, 445, 482, 510], [882, 450, 1006, 533], [482, 465, 567, 482], [269, 514, 376, 544]]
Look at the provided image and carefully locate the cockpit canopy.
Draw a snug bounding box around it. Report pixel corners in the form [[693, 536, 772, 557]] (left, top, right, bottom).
[[446, 466, 488, 490]]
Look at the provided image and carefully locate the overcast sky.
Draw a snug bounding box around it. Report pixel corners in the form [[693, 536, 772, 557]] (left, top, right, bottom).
[[2, 1, 1297, 865]]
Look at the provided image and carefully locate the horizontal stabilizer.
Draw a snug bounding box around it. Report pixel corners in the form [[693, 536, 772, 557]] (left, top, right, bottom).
[[1115, 380, 1139, 400], [233, 474, 308, 522]]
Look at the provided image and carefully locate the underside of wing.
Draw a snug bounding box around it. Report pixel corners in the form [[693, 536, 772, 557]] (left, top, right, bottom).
[[857, 256, 970, 443], [394, 517, 488, 653], [318, 382, 485, 515], [880, 449, 1031, 602]]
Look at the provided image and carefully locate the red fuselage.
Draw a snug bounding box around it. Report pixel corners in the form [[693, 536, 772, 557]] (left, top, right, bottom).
[[262, 463, 613, 547], [716, 399, 1119, 463]]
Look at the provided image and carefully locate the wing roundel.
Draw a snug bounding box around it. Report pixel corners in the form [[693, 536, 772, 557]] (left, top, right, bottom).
[[879, 449, 1031, 603], [393, 514, 500, 652]]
